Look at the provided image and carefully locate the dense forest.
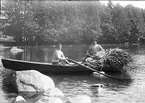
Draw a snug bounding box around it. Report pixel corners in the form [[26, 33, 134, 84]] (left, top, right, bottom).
[[1, 0, 145, 45]]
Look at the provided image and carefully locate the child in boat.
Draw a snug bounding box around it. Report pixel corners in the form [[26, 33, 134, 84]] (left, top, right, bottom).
[[52, 43, 70, 65]]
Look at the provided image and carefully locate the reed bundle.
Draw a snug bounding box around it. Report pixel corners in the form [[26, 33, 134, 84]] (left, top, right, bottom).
[[86, 48, 132, 72]]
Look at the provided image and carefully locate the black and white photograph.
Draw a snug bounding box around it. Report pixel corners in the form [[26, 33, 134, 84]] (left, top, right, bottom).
[[0, 0, 145, 103]]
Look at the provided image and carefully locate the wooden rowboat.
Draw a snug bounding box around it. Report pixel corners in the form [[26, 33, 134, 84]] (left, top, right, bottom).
[[1, 58, 121, 75], [1, 58, 93, 74], [2, 58, 131, 81]]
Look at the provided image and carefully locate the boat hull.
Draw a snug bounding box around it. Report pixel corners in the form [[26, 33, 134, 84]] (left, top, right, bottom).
[[1, 58, 93, 75]]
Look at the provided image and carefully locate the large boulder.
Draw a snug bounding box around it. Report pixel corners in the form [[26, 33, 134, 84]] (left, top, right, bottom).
[[2, 70, 55, 98], [25, 87, 64, 103]]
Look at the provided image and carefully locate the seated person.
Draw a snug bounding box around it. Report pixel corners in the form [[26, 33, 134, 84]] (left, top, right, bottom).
[[87, 40, 104, 57], [52, 43, 70, 65], [84, 40, 105, 63]]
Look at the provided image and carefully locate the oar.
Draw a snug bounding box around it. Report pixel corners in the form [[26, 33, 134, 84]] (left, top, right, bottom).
[[67, 58, 128, 81]]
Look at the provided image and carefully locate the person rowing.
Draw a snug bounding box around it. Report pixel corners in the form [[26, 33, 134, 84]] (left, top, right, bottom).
[[52, 43, 70, 65]]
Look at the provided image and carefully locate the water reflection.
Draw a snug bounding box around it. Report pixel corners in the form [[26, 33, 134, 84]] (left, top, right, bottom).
[[49, 71, 132, 99], [3, 45, 89, 62], [10, 52, 23, 60]]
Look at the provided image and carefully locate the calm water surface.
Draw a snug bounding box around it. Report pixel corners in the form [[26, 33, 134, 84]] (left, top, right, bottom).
[[0, 45, 145, 103]]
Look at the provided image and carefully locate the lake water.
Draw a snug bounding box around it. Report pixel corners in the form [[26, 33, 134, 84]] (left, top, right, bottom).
[[0, 44, 145, 103]]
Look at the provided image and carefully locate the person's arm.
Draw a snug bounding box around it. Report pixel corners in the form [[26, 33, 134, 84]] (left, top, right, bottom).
[[60, 51, 70, 64], [99, 45, 104, 51], [60, 51, 66, 60], [87, 46, 92, 56]]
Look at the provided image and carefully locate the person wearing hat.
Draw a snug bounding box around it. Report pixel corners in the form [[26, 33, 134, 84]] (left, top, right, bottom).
[[52, 43, 70, 65]]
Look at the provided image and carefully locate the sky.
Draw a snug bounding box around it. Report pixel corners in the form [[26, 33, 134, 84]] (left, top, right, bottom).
[[100, 1, 145, 9]]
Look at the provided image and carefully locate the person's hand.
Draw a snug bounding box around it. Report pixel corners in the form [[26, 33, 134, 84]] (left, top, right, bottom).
[[65, 57, 68, 60]]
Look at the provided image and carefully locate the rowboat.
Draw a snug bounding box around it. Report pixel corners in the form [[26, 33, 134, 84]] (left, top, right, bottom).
[[2, 58, 122, 75], [1, 58, 93, 74], [1, 58, 131, 81]]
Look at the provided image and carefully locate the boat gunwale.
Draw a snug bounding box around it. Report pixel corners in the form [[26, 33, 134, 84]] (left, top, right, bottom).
[[1, 58, 73, 67]]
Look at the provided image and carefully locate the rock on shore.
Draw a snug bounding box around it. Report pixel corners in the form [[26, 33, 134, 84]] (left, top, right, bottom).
[[3, 70, 55, 98], [2, 69, 91, 103]]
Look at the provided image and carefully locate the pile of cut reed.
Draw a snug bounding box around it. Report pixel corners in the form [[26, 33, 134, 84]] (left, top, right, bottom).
[[86, 48, 132, 72]]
